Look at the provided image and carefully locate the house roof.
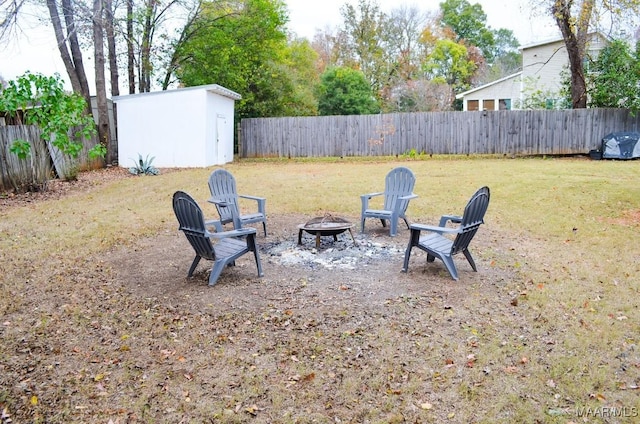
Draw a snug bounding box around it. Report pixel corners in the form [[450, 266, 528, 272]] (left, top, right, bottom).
[[455, 72, 522, 99], [112, 84, 242, 102], [519, 31, 610, 50], [519, 35, 564, 50]]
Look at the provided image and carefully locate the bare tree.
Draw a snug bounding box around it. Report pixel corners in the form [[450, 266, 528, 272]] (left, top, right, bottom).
[[126, 0, 135, 93], [137, 0, 182, 92], [93, 0, 110, 155], [104, 0, 119, 97], [45, 0, 92, 106], [0, 0, 28, 41], [386, 5, 428, 81]]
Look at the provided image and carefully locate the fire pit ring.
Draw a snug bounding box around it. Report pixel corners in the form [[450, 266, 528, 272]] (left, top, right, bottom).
[[297, 214, 356, 248]]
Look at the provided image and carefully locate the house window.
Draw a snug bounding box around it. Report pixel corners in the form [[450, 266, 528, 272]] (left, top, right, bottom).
[[467, 100, 479, 111], [483, 99, 495, 110], [499, 99, 511, 110]]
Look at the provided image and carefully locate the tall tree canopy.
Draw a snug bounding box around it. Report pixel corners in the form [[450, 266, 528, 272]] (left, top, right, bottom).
[[422, 38, 477, 92], [175, 0, 306, 119], [439, 0, 495, 60], [317, 66, 380, 116], [337, 0, 392, 96], [438, 0, 520, 88]]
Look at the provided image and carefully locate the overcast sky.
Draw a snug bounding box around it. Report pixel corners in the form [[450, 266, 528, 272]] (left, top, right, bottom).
[[0, 0, 558, 90], [286, 0, 558, 44]]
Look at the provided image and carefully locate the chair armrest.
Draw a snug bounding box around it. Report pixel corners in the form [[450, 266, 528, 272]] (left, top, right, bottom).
[[399, 193, 418, 201], [206, 227, 257, 239], [204, 219, 224, 232], [361, 192, 384, 199], [409, 223, 460, 235], [439, 214, 462, 227], [239, 194, 265, 202], [207, 197, 229, 207], [360, 192, 383, 209], [239, 194, 266, 215]]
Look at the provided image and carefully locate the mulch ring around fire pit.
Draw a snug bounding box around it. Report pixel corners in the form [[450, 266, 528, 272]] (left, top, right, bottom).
[[103, 211, 506, 317]]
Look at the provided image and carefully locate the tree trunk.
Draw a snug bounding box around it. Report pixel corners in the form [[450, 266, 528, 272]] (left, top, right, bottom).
[[127, 0, 136, 94], [105, 0, 119, 98], [93, 0, 111, 164], [61, 0, 92, 107], [140, 0, 156, 92], [551, 0, 594, 109], [45, 0, 92, 108], [105, 0, 119, 163]]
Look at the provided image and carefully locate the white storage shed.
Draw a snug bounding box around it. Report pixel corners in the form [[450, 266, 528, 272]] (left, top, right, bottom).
[[113, 84, 241, 168]]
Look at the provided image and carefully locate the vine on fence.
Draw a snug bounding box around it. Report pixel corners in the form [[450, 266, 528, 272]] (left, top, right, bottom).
[[368, 117, 396, 147]]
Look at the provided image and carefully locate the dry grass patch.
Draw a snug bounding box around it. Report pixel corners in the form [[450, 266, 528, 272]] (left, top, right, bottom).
[[1, 157, 639, 423]]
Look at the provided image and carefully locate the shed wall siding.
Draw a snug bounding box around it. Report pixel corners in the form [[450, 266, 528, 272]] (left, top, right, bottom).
[[115, 85, 237, 168]]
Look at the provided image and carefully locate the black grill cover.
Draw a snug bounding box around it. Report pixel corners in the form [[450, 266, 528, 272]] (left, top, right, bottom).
[[601, 132, 640, 159]]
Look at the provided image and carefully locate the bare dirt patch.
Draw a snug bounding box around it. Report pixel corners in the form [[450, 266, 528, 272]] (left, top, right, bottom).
[[1, 169, 532, 423]]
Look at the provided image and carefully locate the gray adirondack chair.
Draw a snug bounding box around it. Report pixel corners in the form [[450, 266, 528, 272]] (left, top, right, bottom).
[[360, 167, 418, 236], [402, 186, 490, 281], [173, 191, 263, 287], [207, 169, 267, 236]]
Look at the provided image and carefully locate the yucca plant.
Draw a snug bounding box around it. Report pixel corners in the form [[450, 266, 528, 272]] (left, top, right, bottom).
[[129, 153, 160, 175]]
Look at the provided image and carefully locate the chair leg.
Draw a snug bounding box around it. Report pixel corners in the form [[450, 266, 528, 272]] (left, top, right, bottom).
[[380, 219, 387, 228], [188, 256, 201, 278], [402, 216, 411, 229], [441, 255, 459, 281], [402, 229, 421, 272], [389, 218, 398, 236], [254, 248, 264, 277], [261, 221, 267, 237], [402, 245, 412, 273], [463, 249, 477, 272], [208, 260, 227, 286], [247, 233, 264, 277], [360, 216, 366, 233]]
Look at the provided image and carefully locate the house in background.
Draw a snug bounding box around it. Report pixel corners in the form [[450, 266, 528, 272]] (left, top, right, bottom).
[[113, 84, 241, 168], [457, 32, 609, 111]]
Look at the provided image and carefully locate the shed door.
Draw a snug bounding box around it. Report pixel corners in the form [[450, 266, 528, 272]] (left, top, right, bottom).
[[217, 114, 230, 163]]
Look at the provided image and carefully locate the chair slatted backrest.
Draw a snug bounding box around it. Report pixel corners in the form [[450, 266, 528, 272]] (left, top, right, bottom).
[[173, 191, 216, 261], [451, 186, 490, 255], [383, 167, 416, 213], [208, 169, 242, 225]]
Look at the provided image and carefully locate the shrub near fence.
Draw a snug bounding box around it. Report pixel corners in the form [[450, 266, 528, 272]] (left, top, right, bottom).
[[239, 108, 640, 158]]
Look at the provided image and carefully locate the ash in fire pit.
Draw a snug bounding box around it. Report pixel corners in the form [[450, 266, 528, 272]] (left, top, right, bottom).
[[298, 214, 356, 248]]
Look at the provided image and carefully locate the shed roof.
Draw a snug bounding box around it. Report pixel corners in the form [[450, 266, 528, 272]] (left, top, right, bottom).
[[112, 84, 242, 102]]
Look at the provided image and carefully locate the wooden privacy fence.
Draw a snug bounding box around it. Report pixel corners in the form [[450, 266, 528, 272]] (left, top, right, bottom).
[[0, 125, 101, 191], [239, 109, 640, 158]]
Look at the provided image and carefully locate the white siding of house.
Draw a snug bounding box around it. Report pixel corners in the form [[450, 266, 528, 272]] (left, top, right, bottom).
[[459, 73, 522, 111], [458, 33, 609, 111], [521, 40, 567, 93]]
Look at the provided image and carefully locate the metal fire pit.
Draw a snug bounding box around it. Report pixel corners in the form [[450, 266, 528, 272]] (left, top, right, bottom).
[[297, 214, 356, 248]]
